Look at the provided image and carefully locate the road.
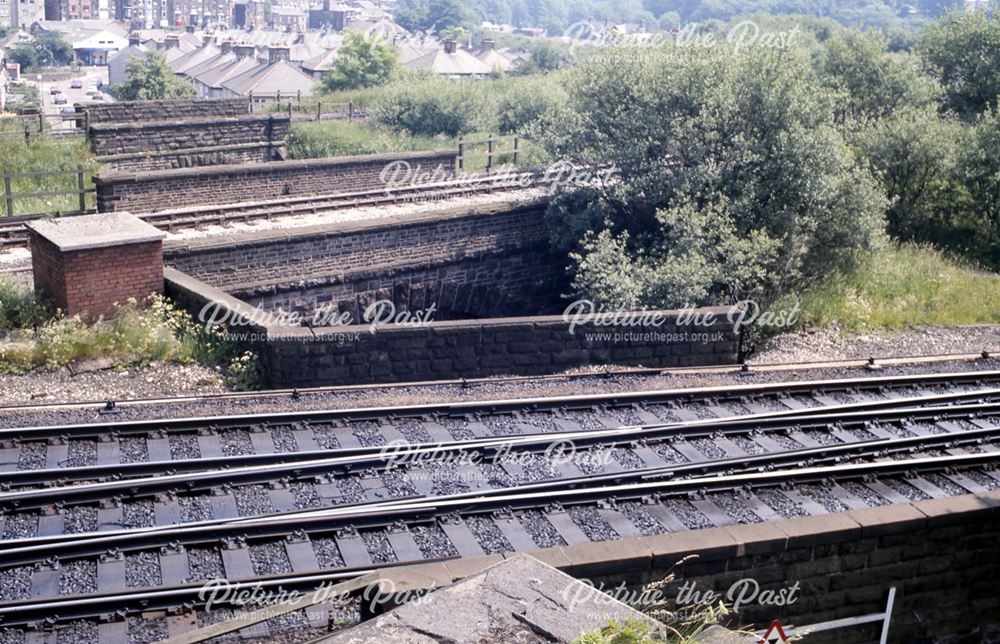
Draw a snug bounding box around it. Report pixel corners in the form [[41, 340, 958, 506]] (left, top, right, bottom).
[[36, 67, 112, 130]]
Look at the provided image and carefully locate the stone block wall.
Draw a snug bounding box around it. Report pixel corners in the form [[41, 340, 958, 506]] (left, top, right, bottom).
[[88, 114, 290, 158], [76, 98, 250, 124], [166, 201, 561, 321], [261, 310, 738, 388], [96, 149, 457, 213], [95, 143, 282, 172]]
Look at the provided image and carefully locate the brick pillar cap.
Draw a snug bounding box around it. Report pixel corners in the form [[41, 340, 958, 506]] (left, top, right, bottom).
[[25, 212, 165, 252]]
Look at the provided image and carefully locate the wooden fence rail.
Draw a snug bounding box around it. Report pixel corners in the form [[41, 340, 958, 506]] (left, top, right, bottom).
[[0, 166, 95, 218]]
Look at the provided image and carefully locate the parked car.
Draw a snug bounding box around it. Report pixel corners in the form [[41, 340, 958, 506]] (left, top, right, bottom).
[[60, 106, 76, 115], [49, 86, 61, 94], [70, 79, 83, 88], [85, 87, 97, 96], [53, 95, 68, 104], [91, 92, 104, 101]]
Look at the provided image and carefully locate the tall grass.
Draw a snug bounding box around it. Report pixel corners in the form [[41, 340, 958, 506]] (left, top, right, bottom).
[[788, 244, 1000, 331], [0, 119, 95, 216]]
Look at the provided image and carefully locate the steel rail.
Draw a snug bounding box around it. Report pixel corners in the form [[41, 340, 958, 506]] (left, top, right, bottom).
[[1, 393, 998, 511], [0, 449, 996, 626], [2, 370, 998, 442], [0, 431, 996, 571], [0, 356, 994, 416]]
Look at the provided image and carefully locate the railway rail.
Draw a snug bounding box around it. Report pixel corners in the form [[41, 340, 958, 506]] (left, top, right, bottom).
[[0, 171, 547, 249], [0, 370, 998, 636]]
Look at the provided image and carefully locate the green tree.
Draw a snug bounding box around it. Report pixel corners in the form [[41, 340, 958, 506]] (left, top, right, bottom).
[[543, 44, 886, 309], [394, 0, 472, 32], [918, 10, 1000, 119], [820, 30, 941, 126], [956, 110, 1000, 267], [113, 51, 196, 101], [8, 32, 74, 71], [321, 32, 398, 92]]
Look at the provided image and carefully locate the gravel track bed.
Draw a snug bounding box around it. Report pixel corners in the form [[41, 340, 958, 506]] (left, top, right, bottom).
[[885, 479, 932, 501], [382, 470, 418, 497], [968, 471, 1000, 490], [728, 434, 767, 455], [769, 433, 805, 450], [0, 629, 25, 644], [800, 429, 842, 446], [662, 500, 712, 530], [352, 422, 386, 447], [65, 440, 97, 467], [395, 420, 432, 443], [250, 540, 293, 575], [519, 412, 560, 432], [271, 427, 298, 452], [619, 502, 665, 535], [360, 530, 397, 563], [440, 418, 475, 441], [465, 515, 513, 554], [60, 559, 97, 595], [482, 416, 523, 436], [312, 537, 345, 568], [480, 463, 515, 487], [235, 485, 276, 515], [54, 621, 97, 644], [421, 462, 481, 495], [411, 524, 459, 559], [923, 473, 971, 496], [691, 438, 727, 460], [125, 551, 162, 588], [128, 615, 168, 644], [688, 404, 718, 419], [119, 436, 149, 463], [0, 566, 31, 602], [611, 447, 644, 470], [506, 454, 559, 483], [711, 493, 763, 523], [800, 485, 849, 513], [878, 424, 918, 438], [63, 505, 98, 534], [2, 360, 998, 430], [651, 443, 689, 463], [16, 442, 46, 470], [290, 482, 322, 509], [187, 547, 225, 582], [559, 411, 606, 431], [312, 425, 341, 449], [179, 496, 213, 523], [122, 500, 155, 529], [643, 405, 680, 422], [219, 429, 254, 456], [168, 433, 200, 460], [847, 428, 880, 441], [755, 489, 808, 518], [334, 476, 366, 504], [568, 505, 619, 542], [2, 511, 38, 539], [520, 510, 568, 547], [842, 482, 890, 506]]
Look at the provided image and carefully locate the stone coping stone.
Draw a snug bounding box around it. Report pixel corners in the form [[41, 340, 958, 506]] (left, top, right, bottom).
[[162, 198, 543, 254], [95, 148, 456, 182], [319, 554, 666, 643], [25, 211, 165, 252]]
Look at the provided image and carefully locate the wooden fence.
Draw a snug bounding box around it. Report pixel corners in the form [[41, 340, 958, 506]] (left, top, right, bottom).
[[1, 166, 95, 218], [457, 134, 520, 173]]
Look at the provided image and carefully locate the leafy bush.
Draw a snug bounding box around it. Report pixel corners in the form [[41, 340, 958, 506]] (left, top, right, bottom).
[[372, 77, 487, 137], [286, 121, 446, 158], [495, 77, 568, 134]]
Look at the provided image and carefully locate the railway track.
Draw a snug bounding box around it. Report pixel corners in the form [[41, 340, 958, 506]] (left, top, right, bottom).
[[0, 371, 998, 638], [0, 171, 546, 249]]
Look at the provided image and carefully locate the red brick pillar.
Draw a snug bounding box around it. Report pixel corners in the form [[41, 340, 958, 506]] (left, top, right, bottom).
[[26, 212, 166, 319]]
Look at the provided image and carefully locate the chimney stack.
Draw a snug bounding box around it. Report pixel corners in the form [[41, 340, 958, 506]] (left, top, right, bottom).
[[481, 38, 494, 51], [443, 39, 456, 54], [128, 32, 141, 47], [164, 34, 180, 49], [220, 39, 234, 54], [234, 44, 255, 59], [268, 45, 290, 65]]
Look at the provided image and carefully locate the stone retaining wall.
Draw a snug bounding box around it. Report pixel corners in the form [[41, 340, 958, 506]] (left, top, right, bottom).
[[96, 149, 457, 213], [75, 98, 250, 124], [89, 114, 289, 159]]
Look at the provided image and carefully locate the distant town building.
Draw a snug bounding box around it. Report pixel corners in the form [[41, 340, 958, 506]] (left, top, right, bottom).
[[271, 5, 306, 31]]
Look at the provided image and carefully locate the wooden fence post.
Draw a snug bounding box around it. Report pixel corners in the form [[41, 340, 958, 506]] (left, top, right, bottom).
[[249, 91, 254, 112], [486, 134, 494, 173], [297, 90, 301, 103], [348, 101, 353, 122], [288, 101, 293, 118], [457, 140, 464, 174], [77, 166, 86, 212], [316, 102, 321, 120], [3, 172, 13, 217], [38, 112, 44, 133], [512, 135, 520, 165]]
